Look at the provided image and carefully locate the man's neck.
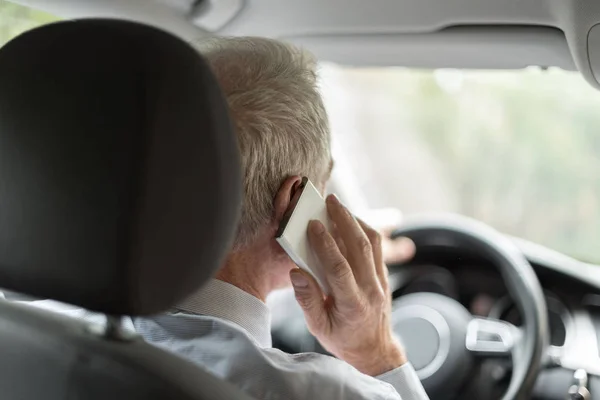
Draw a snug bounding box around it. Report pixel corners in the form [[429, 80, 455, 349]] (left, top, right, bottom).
[[215, 241, 291, 303], [215, 267, 268, 303]]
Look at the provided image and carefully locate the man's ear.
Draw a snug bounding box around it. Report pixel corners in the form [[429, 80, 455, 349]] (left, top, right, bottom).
[[273, 175, 303, 223]]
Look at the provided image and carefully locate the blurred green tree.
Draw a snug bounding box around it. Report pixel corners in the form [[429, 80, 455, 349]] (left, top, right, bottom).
[[0, 1, 58, 46], [325, 67, 600, 262]]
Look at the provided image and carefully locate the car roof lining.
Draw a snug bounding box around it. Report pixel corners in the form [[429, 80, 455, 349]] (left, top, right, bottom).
[[8, 0, 600, 89]]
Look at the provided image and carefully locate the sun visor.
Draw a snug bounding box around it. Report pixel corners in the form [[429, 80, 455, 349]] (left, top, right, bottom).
[[587, 24, 600, 86], [286, 27, 575, 70]]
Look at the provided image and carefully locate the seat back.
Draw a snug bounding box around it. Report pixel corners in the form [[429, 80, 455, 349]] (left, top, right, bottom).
[[0, 19, 251, 400]]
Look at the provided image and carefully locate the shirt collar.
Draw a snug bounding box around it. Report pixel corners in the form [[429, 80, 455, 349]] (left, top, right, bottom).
[[175, 279, 272, 348]]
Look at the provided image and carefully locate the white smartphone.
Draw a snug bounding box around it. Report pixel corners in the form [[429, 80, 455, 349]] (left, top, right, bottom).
[[275, 177, 331, 294]]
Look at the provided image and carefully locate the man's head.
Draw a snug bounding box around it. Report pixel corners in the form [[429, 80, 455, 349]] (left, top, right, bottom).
[[198, 37, 332, 252]]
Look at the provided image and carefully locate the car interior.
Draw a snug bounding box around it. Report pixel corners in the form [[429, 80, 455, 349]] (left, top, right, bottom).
[[1, 1, 600, 400]]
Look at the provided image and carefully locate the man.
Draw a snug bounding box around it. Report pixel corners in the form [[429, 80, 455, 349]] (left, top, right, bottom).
[[24, 37, 428, 400], [145, 36, 427, 400]]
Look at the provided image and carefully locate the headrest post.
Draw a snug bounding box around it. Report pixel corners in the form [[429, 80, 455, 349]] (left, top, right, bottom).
[[104, 315, 135, 341]]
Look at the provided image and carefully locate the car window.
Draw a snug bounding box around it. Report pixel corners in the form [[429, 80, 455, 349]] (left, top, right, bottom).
[[0, 1, 58, 300], [320, 64, 600, 263], [0, 1, 59, 47]]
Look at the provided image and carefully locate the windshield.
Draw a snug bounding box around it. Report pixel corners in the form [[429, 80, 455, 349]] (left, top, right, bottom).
[[321, 65, 600, 262], [1, 3, 597, 262], [0, 1, 58, 46]]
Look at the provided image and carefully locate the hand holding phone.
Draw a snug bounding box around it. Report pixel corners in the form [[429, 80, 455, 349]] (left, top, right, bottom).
[[288, 194, 408, 377], [275, 177, 331, 293]]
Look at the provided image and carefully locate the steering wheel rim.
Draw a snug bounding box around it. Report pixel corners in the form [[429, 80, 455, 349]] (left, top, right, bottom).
[[391, 214, 548, 400]]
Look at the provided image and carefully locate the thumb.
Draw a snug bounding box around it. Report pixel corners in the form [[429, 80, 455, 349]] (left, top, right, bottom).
[[289, 268, 326, 332]]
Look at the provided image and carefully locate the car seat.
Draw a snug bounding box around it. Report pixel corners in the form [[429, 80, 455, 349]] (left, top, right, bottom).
[[0, 18, 253, 400]]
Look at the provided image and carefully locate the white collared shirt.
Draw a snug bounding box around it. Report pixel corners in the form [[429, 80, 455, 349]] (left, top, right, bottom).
[[176, 278, 273, 348], [145, 279, 429, 400], [18, 279, 429, 400]]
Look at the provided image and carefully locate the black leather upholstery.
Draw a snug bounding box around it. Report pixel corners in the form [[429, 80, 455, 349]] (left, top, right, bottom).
[[0, 19, 241, 315]]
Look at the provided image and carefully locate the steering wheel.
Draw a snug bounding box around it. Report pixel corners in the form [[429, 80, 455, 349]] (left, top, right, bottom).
[[391, 215, 548, 400]]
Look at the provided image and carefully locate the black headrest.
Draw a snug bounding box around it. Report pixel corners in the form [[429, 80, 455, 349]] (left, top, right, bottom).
[[0, 19, 241, 315]]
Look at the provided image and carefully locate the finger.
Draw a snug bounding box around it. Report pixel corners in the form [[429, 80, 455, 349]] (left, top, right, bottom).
[[290, 268, 328, 335], [325, 195, 378, 287], [330, 222, 348, 259], [307, 219, 359, 303], [382, 236, 416, 265], [380, 226, 395, 238], [356, 218, 387, 292]]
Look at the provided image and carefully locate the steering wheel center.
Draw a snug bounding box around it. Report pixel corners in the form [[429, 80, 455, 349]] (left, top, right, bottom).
[[392, 292, 473, 400], [393, 304, 450, 377]]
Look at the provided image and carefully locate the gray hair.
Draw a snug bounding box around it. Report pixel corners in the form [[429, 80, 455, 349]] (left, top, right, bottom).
[[196, 37, 331, 248]]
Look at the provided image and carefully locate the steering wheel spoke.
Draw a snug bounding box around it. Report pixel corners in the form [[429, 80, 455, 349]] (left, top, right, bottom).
[[466, 317, 521, 357]]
